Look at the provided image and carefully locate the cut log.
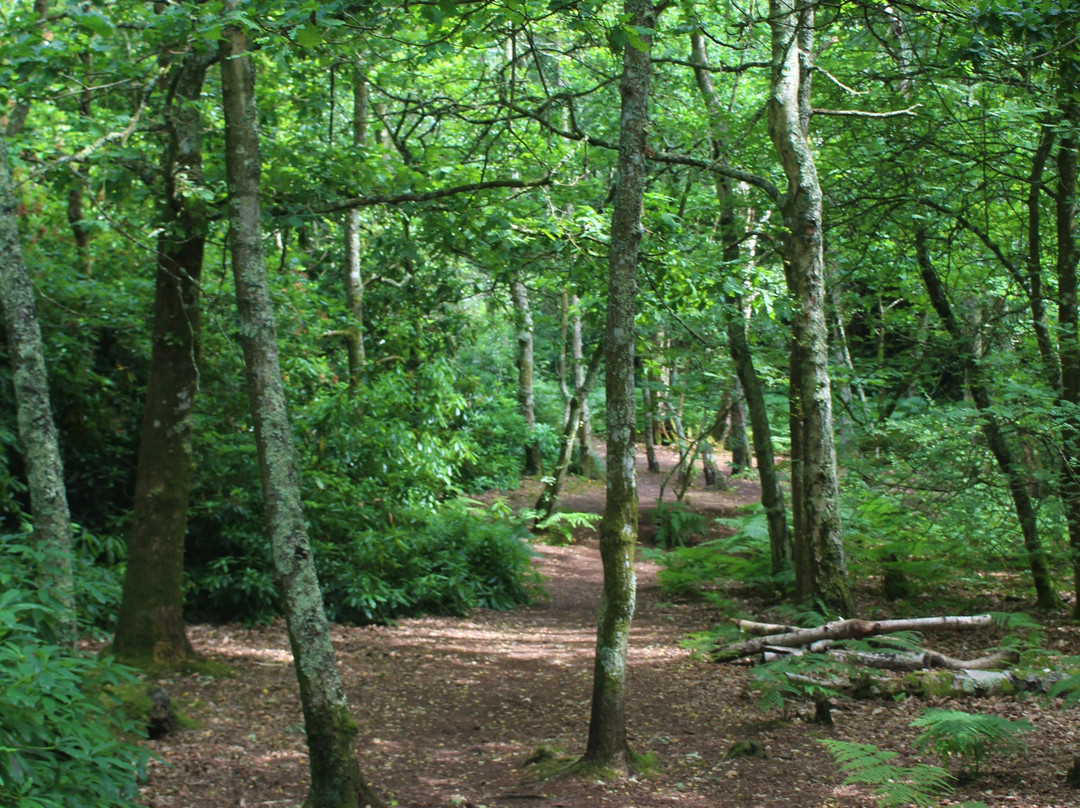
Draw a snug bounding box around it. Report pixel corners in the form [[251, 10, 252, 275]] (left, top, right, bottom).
[[715, 614, 994, 662], [734, 619, 800, 635]]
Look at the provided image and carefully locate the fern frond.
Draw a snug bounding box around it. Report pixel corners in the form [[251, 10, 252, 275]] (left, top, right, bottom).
[[819, 740, 953, 808]]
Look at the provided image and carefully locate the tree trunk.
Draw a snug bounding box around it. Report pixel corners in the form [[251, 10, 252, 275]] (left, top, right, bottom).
[[689, 26, 791, 576], [0, 137, 76, 647], [344, 66, 368, 392], [512, 277, 543, 476], [1054, 93, 1080, 618], [218, 18, 384, 808], [729, 379, 752, 474], [767, 0, 852, 616], [917, 229, 1057, 610], [642, 369, 661, 472], [114, 53, 210, 665], [582, 0, 654, 775], [535, 343, 603, 521], [570, 296, 603, 478]]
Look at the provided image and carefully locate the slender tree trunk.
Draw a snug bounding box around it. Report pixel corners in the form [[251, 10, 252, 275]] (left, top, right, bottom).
[[642, 368, 661, 472], [729, 379, 752, 474], [690, 26, 791, 577], [767, 0, 852, 615], [1028, 123, 1060, 392], [535, 343, 603, 521], [582, 0, 654, 775], [114, 53, 210, 664], [344, 66, 368, 392], [512, 277, 543, 476], [917, 229, 1057, 611], [218, 18, 384, 808], [0, 138, 76, 647], [570, 296, 602, 478], [1054, 95, 1080, 618]]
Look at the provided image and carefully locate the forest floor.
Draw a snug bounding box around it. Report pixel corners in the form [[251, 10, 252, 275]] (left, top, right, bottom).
[[134, 445, 1080, 808]]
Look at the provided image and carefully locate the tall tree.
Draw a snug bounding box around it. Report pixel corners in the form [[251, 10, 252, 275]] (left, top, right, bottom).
[[581, 0, 655, 774], [0, 137, 76, 646], [767, 0, 852, 615], [512, 276, 543, 476], [218, 12, 385, 807], [113, 50, 211, 665]]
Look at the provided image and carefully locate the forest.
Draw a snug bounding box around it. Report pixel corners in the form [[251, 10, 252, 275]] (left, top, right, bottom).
[[2, 0, 1080, 806]]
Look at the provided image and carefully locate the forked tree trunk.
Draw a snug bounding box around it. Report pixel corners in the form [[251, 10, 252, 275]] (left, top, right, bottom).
[[512, 277, 543, 476], [570, 296, 603, 478], [218, 18, 384, 808], [917, 229, 1057, 611], [0, 138, 76, 647], [581, 0, 655, 775], [535, 343, 603, 521], [114, 51, 209, 665], [767, 0, 852, 615]]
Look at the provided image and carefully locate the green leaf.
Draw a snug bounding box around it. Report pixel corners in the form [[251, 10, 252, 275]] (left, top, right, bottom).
[[295, 22, 323, 49]]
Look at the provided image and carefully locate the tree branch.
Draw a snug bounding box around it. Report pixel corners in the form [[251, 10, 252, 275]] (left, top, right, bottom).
[[316, 173, 551, 213]]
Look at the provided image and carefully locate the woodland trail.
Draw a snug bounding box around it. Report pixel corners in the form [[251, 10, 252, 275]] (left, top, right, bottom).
[[137, 446, 1079, 808]]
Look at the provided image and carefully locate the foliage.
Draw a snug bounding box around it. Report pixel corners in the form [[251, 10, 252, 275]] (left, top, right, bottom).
[[911, 709, 1032, 775], [525, 508, 602, 546], [0, 538, 151, 808], [648, 504, 791, 600], [818, 740, 957, 808], [652, 501, 707, 549], [316, 498, 541, 625]]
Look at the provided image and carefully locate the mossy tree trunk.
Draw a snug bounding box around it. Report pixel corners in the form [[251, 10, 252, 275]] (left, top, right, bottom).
[[917, 228, 1057, 611], [0, 137, 76, 647], [218, 17, 384, 808], [581, 0, 655, 775], [512, 277, 543, 476], [114, 51, 210, 666], [767, 0, 852, 616], [1056, 93, 1080, 618]]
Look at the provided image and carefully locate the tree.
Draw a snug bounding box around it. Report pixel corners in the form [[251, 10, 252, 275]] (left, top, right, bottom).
[[767, 0, 852, 615], [218, 11, 384, 807], [0, 137, 76, 647], [113, 48, 212, 665], [581, 0, 656, 775]]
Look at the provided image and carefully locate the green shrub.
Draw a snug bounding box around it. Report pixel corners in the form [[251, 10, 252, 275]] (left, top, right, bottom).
[[315, 499, 542, 624], [652, 501, 707, 549], [0, 539, 151, 808]]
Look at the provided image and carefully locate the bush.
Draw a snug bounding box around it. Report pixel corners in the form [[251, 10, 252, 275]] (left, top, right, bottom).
[[315, 499, 542, 624], [0, 538, 151, 808]]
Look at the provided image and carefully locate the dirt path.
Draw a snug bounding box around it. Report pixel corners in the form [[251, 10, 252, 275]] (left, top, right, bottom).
[[139, 447, 1079, 808]]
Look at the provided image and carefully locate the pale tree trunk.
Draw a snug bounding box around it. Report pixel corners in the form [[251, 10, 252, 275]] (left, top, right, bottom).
[[690, 27, 791, 577], [581, 0, 654, 775], [344, 65, 368, 392], [729, 379, 752, 474], [218, 18, 384, 808], [0, 138, 76, 647], [570, 295, 603, 478], [535, 343, 603, 521], [767, 0, 852, 615], [512, 277, 543, 476], [917, 229, 1057, 610], [114, 52, 210, 664]]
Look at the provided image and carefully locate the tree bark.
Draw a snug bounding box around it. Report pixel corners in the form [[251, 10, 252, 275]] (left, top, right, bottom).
[[729, 379, 752, 474], [535, 342, 603, 521], [582, 0, 655, 775], [1054, 92, 1080, 618], [642, 368, 661, 473], [218, 17, 384, 808], [570, 296, 603, 478], [917, 229, 1057, 610], [344, 65, 368, 392], [114, 51, 209, 665], [0, 137, 76, 647], [512, 277, 543, 476], [767, 0, 851, 614]]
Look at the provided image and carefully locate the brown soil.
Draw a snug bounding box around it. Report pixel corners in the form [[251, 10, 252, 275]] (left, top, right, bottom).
[[138, 446, 1080, 808]]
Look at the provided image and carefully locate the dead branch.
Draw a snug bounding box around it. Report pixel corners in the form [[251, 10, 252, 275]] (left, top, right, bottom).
[[715, 614, 994, 662]]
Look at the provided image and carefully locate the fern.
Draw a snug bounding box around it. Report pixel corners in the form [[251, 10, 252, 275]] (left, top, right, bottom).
[[819, 740, 953, 808], [522, 509, 601, 545], [911, 709, 1032, 775]]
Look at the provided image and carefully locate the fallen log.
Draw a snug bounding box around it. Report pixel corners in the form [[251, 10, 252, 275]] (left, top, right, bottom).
[[715, 614, 994, 662]]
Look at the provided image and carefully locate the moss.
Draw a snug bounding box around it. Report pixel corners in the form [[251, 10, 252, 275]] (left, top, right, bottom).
[[522, 744, 576, 781], [630, 749, 660, 777], [104, 647, 234, 679]]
